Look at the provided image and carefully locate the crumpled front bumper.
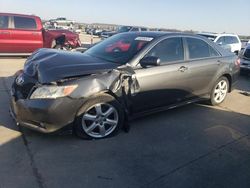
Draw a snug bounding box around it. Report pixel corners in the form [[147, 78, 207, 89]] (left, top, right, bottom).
[[10, 96, 83, 133]]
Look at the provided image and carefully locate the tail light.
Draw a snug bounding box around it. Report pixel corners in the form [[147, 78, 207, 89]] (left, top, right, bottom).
[[235, 58, 241, 67]]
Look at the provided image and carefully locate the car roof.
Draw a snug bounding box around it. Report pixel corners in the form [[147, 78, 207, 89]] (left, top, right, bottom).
[[199, 32, 238, 37], [198, 33, 218, 37], [0, 12, 40, 19], [118, 31, 233, 58], [118, 31, 208, 39]]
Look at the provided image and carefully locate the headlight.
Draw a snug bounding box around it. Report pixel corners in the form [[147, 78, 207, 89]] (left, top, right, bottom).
[[30, 85, 78, 99]]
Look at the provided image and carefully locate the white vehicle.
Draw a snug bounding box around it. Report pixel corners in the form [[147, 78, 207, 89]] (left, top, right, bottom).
[[198, 33, 242, 54], [50, 17, 75, 30]]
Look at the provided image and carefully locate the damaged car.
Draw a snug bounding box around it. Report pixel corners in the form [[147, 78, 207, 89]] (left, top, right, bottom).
[[0, 13, 81, 55], [10, 32, 240, 139]]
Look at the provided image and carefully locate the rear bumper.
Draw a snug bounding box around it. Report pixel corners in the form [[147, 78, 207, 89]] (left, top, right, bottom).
[[10, 96, 83, 133]]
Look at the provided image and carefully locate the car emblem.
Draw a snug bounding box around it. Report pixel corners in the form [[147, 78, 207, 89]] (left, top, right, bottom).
[[16, 74, 24, 85]]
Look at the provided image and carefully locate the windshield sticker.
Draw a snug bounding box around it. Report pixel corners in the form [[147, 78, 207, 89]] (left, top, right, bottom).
[[135, 37, 154, 42]]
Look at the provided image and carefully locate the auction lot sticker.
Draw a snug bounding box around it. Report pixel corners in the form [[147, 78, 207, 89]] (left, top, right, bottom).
[[135, 37, 154, 41]]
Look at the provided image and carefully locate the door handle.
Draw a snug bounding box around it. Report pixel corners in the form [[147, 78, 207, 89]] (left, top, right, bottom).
[[178, 66, 188, 72]]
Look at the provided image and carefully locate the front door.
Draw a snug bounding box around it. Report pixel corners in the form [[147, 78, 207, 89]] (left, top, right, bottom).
[[132, 37, 191, 113], [0, 15, 12, 53]]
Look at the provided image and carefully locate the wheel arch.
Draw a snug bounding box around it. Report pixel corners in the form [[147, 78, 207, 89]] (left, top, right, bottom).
[[50, 35, 66, 48], [75, 90, 128, 118], [221, 73, 232, 92], [54, 35, 66, 46]]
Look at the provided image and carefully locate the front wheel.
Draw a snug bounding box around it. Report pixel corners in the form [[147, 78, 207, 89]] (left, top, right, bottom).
[[210, 77, 229, 106], [74, 94, 124, 139]]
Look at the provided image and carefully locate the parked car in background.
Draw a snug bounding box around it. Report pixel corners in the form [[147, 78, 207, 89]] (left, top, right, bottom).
[[49, 17, 75, 30], [92, 29, 103, 36], [11, 32, 239, 139], [86, 28, 92, 34], [0, 13, 81, 55], [73, 28, 82, 34], [198, 33, 242, 54], [101, 25, 148, 39], [239, 45, 250, 74]]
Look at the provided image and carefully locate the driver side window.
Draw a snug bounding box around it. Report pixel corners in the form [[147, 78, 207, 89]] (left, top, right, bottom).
[[145, 37, 184, 64]]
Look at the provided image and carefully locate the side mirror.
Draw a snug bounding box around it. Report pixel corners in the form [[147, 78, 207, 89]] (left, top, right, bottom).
[[139, 56, 160, 68]]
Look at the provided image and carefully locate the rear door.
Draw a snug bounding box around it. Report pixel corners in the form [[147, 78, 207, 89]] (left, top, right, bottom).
[[184, 37, 221, 98], [10, 16, 43, 53], [0, 15, 12, 53]]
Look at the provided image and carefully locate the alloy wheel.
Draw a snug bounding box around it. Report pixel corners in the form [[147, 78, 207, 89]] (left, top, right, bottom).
[[213, 80, 228, 104], [81, 103, 119, 138]]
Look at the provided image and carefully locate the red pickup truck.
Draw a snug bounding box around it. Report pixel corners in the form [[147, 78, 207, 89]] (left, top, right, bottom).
[[0, 13, 81, 55]]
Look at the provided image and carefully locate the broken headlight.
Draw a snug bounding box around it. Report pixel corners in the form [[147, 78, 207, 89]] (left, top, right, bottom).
[[30, 85, 78, 99]]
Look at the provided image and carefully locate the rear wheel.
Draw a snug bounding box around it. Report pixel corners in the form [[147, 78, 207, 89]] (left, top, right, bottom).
[[52, 40, 69, 50], [74, 94, 124, 139], [210, 77, 229, 106]]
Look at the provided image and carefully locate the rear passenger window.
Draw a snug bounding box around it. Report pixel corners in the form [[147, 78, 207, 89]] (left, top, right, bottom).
[[225, 36, 239, 44], [14, 16, 37, 29], [0, 16, 9, 29], [187, 38, 211, 59], [146, 37, 184, 63], [209, 46, 220, 57]]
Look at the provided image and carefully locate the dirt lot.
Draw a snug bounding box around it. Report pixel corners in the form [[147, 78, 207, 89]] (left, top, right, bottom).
[[0, 57, 250, 188], [79, 33, 101, 44]]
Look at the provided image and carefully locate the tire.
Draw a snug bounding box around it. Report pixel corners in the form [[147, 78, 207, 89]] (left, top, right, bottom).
[[53, 44, 69, 51], [74, 94, 124, 139], [52, 39, 69, 51], [210, 76, 229, 106]]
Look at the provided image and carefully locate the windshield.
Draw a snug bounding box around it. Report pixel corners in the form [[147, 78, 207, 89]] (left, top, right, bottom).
[[118, 26, 132, 33], [244, 48, 250, 59], [85, 33, 154, 64], [198, 34, 217, 41]]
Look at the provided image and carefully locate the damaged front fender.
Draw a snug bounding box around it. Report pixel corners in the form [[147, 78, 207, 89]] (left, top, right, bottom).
[[72, 65, 140, 116]]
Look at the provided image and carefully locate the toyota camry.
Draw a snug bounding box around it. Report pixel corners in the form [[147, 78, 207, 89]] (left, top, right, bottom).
[[10, 32, 240, 139]]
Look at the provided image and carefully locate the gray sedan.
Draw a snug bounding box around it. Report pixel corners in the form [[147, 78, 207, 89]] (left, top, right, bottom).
[[11, 32, 240, 139]]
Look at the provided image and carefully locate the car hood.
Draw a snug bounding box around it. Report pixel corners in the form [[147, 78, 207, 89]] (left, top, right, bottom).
[[24, 48, 119, 84]]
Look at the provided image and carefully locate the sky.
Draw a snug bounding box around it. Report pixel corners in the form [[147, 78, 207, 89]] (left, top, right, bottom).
[[1, 0, 250, 35]]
